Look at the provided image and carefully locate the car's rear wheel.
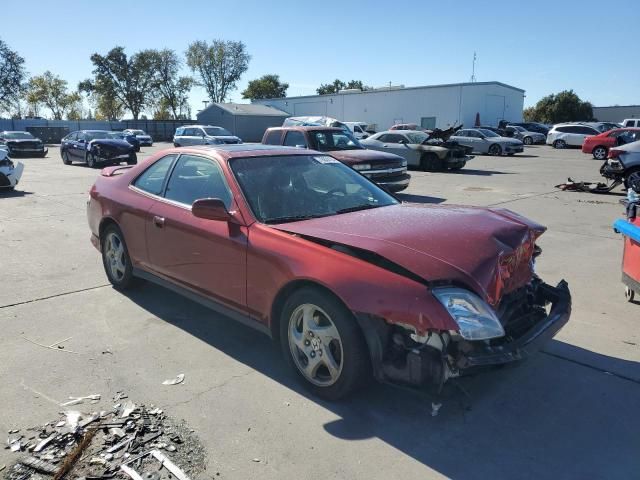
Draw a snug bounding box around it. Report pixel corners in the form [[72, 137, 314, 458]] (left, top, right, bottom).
[[523, 136, 533, 146], [62, 151, 71, 165], [101, 224, 137, 290], [280, 287, 370, 400], [553, 139, 566, 149], [420, 153, 443, 171], [86, 152, 97, 168], [592, 146, 608, 160], [488, 144, 502, 156], [127, 153, 137, 165]]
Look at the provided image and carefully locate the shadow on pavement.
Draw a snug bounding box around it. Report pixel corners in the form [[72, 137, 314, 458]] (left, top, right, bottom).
[[0, 189, 34, 198], [450, 168, 514, 176], [396, 193, 446, 204], [124, 283, 640, 479]]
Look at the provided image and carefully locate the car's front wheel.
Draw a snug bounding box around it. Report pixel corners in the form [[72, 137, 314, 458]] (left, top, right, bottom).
[[86, 152, 97, 168], [62, 151, 71, 165], [101, 224, 136, 290], [623, 167, 640, 190], [280, 287, 370, 400], [523, 136, 533, 146], [488, 144, 502, 156], [127, 153, 137, 165]]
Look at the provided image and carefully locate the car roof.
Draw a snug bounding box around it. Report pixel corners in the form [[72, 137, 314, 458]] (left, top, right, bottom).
[[184, 144, 319, 159], [375, 130, 423, 135], [268, 126, 344, 132]]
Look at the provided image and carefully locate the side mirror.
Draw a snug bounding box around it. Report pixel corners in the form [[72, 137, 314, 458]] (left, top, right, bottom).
[[192, 198, 239, 223]]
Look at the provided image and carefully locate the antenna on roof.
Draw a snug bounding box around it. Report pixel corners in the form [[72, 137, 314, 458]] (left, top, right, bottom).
[[470, 52, 477, 82]]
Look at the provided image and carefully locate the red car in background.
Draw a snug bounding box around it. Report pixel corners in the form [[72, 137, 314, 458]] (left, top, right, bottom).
[[87, 144, 571, 399], [582, 128, 640, 160]]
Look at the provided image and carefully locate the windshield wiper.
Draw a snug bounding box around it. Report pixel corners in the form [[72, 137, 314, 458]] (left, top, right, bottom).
[[335, 204, 380, 215], [265, 214, 329, 224]]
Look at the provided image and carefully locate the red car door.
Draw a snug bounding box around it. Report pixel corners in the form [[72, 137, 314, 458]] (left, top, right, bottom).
[[145, 153, 248, 310]]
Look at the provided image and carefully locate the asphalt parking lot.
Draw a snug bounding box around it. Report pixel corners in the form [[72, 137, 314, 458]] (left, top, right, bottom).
[[1, 143, 638, 479]]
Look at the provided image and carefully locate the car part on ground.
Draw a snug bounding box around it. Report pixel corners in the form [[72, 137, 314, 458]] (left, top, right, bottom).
[[0, 130, 48, 157], [60, 130, 136, 168], [87, 144, 571, 399], [262, 126, 411, 192], [449, 128, 524, 155], [173, 125, 241, 147], [0, 148, 24, 190], [361, 128, 473, 172]]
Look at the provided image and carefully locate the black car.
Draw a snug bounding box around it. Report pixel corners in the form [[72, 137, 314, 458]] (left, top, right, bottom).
[[498, 121, 549, 135], [60, 130, 136, 168], [108, 132, 141, 152], [0, 131, 48, 157]]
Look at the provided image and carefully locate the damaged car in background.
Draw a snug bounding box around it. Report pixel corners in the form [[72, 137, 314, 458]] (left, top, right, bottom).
[[0, 147, 24, 191], [87, 144, 571, 400], [0, 130, 48, 157], [361, 126, 474, 171], [60, 130, 137, 168]]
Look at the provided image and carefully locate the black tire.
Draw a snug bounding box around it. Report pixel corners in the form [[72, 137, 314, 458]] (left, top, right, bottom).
[[420, 152, 443, 171], [592, 146, 608, 160], [127, 153, 137, 165], [279, 287, 370, 400], [488, 144, 502, 156], [86, 152, 97, 168], [623, 167, 640, 190], [38, 152, 47, 158], [100, 224, 137, 290], [449, 165, 464, 171], [523, 136, 533, 146], [62, 151, 72, 165], [553, 139, 566, 149], [173, 142, 180, 147]]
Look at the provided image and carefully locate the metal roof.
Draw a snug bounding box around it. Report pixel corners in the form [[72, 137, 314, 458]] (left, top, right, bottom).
[[199, 102, 290, 117], [254, 81, 525, 102]]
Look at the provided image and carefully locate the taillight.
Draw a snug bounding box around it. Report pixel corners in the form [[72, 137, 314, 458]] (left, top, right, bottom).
[[608, 149, 622, 159]]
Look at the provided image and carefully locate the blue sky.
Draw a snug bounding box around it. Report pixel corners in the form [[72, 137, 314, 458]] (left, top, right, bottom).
[[3, 0, 638, 116]]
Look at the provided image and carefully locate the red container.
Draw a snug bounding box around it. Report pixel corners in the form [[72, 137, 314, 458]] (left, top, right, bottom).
[[614, 217, 640, 302]]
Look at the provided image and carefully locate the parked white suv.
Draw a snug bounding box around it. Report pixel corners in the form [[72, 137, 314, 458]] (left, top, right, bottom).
[[546, 124, 600, 149], [173, 125, 242, 147], [622, 119, 640, 128], [343, 122, 370, 139]]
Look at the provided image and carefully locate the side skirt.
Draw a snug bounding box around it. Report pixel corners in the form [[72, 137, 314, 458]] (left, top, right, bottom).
[[132, 267, 271, 337]]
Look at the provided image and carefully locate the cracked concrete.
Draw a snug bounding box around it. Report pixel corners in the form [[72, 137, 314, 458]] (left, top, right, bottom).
[[1, 143, 638, 479]]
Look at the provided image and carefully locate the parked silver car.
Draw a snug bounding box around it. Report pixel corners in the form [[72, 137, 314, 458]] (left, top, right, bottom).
[[602, 139, 640, 189], [504, 125, 546, 145], [450, 128, 524, 155], [173, 125, 242, 147]]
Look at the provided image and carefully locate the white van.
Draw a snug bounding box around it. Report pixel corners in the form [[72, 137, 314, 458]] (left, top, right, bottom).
[[344, 122, 370, 139], [622, 119, 640, 128]]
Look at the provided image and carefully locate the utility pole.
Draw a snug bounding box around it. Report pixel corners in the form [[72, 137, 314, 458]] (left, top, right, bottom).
[[470, 52, 477, 82]]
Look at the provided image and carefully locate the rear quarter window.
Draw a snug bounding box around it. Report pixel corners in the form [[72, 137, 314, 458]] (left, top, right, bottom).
[[264, 130, 283, 145]]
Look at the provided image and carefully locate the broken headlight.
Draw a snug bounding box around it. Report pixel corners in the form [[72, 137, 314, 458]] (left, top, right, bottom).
[[432, 287, 505, 340]]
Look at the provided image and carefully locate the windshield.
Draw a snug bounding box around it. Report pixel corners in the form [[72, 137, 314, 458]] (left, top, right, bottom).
[[108, 132, 124, 138], [478, 129, 500, 137], [312, 131, 362, 151], [3, 132, 35, 139], [405, 132, 429, 144], [203, 127, 232, 136], [513, 126, 526, 132], [230, 154, 398, 224], [85, 131, 112, 141]]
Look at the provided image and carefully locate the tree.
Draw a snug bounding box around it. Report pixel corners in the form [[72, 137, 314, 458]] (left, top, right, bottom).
[[317, 79, 370, 95], [79, 78, 125, 121], [26, 71, 81, 120], [186, 40, 250, 103], [0, 38, 26, 113], [242, 74, 288, 100], [524, 90, 594, 124], [149, 49, 193, 119], [84, 47, 157, 119]]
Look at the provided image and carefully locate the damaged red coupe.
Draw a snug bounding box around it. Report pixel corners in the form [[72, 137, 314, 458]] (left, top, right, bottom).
[[87, 144, 571, 399]]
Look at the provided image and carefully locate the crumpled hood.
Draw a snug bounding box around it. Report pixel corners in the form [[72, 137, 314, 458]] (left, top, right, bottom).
[[90, 139, 132, 149], [273, 203, 545, 305]]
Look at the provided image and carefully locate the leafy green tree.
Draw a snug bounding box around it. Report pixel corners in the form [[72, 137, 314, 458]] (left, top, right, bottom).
[[524, 90, 594, 123], [79, 78, 125, 121], [26, 71, 81, 120], [242, 74, 288, 100], [186, 40, 250, 103], [0, 38, 26, 113], [149, 49, 193, 119], [317, 79, 370, 95], [83, 47, 157, 119]]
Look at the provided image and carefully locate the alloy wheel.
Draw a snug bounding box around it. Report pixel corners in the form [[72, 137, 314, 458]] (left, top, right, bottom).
[[489, 144, 502, 156], [104, 232, 127, 282], [288, 303, 344, 387], [523, 137, 533, 145], [554, 140, 566, 149], [593, 147, 607, 160]]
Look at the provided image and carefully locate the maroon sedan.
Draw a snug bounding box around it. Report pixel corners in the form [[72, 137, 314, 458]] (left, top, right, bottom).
[[87, 144, 571, 399]]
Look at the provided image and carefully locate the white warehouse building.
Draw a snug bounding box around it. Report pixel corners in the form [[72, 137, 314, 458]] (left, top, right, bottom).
[[253, 81, 525, 131]]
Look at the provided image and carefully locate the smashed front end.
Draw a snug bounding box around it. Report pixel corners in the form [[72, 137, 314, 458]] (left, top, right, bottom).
[[0, 149, 24, 189]]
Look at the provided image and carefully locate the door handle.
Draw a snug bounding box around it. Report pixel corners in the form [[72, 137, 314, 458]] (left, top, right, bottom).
[[153, 215, 165, 228]]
